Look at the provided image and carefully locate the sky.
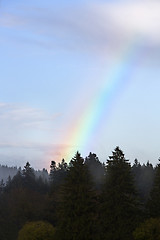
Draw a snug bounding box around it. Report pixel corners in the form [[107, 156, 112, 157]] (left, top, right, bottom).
[[0, 0, 160, 170]]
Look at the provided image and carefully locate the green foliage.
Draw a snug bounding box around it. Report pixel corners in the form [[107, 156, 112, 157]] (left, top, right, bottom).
[[132, 160, 154, 202], [0, 149, 160, 240], [17, 221, 55, 240], [133, 218, 160, 240], [0, 163, 49, 240], [56, 152, 97, 240], [101, 147, 141, 240], [85, 152, 105, 190], [22, 162, 36, 190], [147, 161, 160, 217], [48, 159, 69, 225], [50, 159, 68, 188]]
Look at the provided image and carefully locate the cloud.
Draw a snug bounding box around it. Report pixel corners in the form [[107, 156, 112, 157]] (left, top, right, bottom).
[[0, 12, 23, 28], [93, 1, 160, 43], [0, 102, 60, 147], [0, 102, 73, 167], [0, 141, 68, 154], [0, 141, 71, 169], [1, 1, 160, 54], [0, 102, 58, 127]]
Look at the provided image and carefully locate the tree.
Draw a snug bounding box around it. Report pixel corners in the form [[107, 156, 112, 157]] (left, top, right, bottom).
[[132, 160, 154, 202], [17, 221, 55, 240], [47, 159, 69, 225], [56, 152, 98, 240], [147, 159, 160, 217], [85, 152, 105, 190], [133, 218, 160, 240], [100, 146, 142, 240], [0, 179, 5, 194], [50, 159, 68, 188], [3, 163, 49, 239], [5, 170, 23, 191], [22, 162, 36, 190]]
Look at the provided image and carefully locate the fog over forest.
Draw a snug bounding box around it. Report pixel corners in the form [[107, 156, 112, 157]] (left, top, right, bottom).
[[0, 164, 49, 183], [0, 147, 159, 239]]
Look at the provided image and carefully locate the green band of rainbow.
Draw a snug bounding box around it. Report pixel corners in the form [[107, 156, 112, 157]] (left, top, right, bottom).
[[63, 39, 139, 161]]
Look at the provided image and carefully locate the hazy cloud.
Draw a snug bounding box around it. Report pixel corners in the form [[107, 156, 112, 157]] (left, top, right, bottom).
[[0, 141, 70, 169], [0, 102, 58, 127], [0, 102, 60, 148], [92, 1, 160, 43], [1, 1, 160, 54], [0, 102, 72, 167]]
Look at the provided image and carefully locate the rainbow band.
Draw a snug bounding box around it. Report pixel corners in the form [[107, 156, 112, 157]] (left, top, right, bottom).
[[63, 40, 139, 161]]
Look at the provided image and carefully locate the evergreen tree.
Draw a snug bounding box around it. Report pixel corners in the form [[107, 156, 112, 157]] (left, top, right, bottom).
[[147, 159, 160, 217], [47, 159, 69, 225], [50, 161, 56, 181], [22, 162, 36, 190], [4, 170, 23, 192], [22, 162, 35, 179], [56, 152, 97, 240], [85, 152, 105, 190], [132, 160, 154, 202], [50, 159, 68, 188], [0, 179, 5, 194], [100, 147, 141, 240]]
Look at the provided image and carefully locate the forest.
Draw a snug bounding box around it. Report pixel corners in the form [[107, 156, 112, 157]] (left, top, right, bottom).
[[0, 146, 160, 240]]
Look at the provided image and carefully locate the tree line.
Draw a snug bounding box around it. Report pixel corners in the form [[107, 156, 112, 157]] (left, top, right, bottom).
[[0, 146, 160, 239]]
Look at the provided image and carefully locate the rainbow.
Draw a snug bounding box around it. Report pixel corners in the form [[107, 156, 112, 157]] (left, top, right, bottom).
[[62, 39, 139, 161]]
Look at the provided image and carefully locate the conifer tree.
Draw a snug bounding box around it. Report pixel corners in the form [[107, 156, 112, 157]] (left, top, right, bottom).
[[100, 147, 141, 240], [56, 152, 97, 240], [132, 160, 155, 202], [50, 159, 68, 188], [147, 159, 160, 217], [48, 159, 68, 226], [85, 152, 105, 190], [22, 162, 36, 189]]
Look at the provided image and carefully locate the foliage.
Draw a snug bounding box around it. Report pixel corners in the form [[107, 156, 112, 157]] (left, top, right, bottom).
[[0, 163, 49, 240], [47, 159, 69, 225], [17, 221, 55, 240], [56, 152, 98, 240], [50, 159, 68, 188], [100, 146, 142, 240], [147, 160, 160, 217], [133, 218, 160, 240], [22, 162, 36, 189], [85, 152, 105, 190], [0, 149, 160, 240], [132, 160, 154, 202]]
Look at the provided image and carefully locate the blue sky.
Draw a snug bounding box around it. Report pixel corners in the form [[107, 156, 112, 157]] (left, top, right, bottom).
[[0, 0, 160, 169]]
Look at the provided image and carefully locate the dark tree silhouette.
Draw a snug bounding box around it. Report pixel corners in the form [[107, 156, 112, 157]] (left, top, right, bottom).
[[132, 160, 154, 202], [50, 159, 68, 189], [147, 159, 160, 217], [100, 147, 142, 240], [85, 152, 105, 190], [56, 152, 98, 240]]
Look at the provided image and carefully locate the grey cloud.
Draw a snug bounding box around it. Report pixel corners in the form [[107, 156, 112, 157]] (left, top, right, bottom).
[[0, 102, 60, 147], [0, 142, 70, 168], [0, 142, 50, 150], [1, 1, 160, 55], [0, 102, 59, 126], [0, 103, 67, 166], [0, 142, 68, 152]]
